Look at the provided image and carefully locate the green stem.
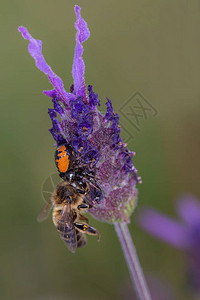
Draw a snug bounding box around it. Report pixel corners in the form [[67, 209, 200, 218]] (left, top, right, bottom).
[[114, 222, 152, 300]]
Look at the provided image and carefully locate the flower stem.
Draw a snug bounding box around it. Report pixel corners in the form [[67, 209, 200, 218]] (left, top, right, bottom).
[[114, 222, 152, 300]]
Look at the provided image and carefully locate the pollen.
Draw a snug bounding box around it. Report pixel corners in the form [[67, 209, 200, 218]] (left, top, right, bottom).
[[78, 146, 83, 152], [83, 225, 88, 231]]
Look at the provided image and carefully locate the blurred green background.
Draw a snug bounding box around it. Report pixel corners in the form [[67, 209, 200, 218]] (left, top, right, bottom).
[[1, 0, 200, 299]]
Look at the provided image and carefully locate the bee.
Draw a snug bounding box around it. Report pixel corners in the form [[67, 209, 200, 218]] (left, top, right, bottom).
[[38, 144, 102, 253]]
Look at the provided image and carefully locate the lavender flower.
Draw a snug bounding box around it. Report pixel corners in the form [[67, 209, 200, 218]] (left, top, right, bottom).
[[137, 195, 200, 294], [18, 5, 140, 224], [18, 6, 153, 299]]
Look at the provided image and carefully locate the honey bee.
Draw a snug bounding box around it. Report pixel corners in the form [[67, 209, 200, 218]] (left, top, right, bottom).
[[38, 144, 102, 253]]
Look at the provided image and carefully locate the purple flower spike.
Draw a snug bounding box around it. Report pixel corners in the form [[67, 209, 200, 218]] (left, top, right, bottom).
[[18, 5, 140, 223], [137, 195, 200, 294], [18, 26, 75, 104], [72, 5, 90, 98], [137, 208, 189, 249]]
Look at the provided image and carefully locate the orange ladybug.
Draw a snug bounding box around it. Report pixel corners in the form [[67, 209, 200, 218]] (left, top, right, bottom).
[[55, 144, 72, 174]]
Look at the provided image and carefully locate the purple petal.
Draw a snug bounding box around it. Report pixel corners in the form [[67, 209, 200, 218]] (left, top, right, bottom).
[[137, 208, 189, 250], [104, 98, 114, 120], [88, 85, 100, 108], [43, 89, 61, 99], [176, 195, 200, 226], [72, 5, 90, 98], [18, 26, 74, 104]]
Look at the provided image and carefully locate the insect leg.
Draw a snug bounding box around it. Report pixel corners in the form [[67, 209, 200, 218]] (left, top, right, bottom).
[[78, 214, 89, 223], [77, 203, 92, 210], [74, 223, 100, 241]]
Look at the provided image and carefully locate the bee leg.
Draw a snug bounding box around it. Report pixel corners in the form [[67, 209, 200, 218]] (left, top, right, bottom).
[[77, 203, 92, 210], [75, 223, 100, 242], [78, 214, 89, 223]]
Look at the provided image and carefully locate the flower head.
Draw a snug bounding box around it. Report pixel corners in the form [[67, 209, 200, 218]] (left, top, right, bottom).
[[137, 195, 200, 294], [18, 5, 140, 223]]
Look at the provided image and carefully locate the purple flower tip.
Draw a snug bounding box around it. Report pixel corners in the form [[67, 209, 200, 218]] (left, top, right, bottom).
[[18, 26, 74, 104], [72, 5, 90, 98], [19, 6, 140, 223]]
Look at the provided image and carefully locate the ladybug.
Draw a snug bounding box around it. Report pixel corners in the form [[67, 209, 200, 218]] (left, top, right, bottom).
[[55, 144, 73, 175]]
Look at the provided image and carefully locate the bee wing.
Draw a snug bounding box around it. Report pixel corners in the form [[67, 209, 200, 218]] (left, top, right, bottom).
[[56, 204, 77, 253], [37, 198, 53, 222], [76, 229, 87, 249]]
